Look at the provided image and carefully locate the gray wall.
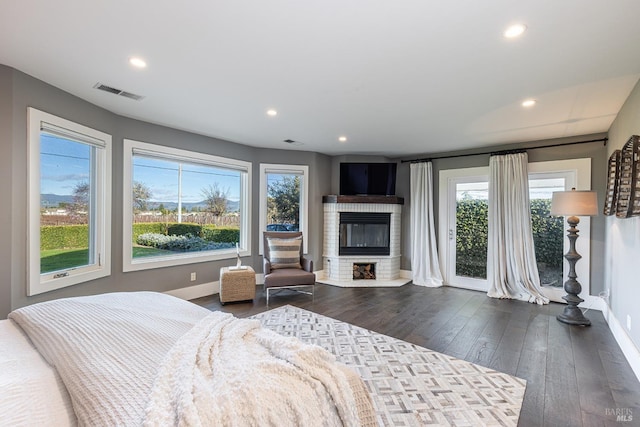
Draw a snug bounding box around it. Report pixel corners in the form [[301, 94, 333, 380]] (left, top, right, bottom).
[[394, 133, 608, 296], [605, 77, 640, 350], [0, 66, 12, 318], [1, 65, 332, 317]]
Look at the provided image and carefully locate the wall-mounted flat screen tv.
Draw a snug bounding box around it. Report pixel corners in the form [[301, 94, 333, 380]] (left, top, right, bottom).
[[340, 162, 397, 196]]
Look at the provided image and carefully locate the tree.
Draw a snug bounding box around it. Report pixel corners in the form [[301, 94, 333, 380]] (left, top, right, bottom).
[[201, 183, 229, 216], [133, 181, 152, 212], [70, 181, 89, 215], [268, 175, 300, 225]]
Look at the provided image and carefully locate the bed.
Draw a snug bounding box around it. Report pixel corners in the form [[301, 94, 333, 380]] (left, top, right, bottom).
[[1, 292, 376, 427]]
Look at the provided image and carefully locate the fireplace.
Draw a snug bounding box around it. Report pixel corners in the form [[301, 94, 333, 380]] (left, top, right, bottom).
[[339, 212, 390, 256], [322, 195, 404, 285]]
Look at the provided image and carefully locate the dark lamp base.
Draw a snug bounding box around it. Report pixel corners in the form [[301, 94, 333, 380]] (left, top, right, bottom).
[[557, 216, 591, 327], [557, 305, 591, 326]]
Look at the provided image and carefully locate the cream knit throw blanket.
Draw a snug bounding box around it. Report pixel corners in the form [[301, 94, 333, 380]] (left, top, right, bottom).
[[9, 292, 365, 427], [144, 311, 361, 426]]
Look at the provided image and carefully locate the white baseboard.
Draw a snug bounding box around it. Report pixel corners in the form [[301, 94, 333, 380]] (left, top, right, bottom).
[[164, 281, 220, 301], [601, 303, 640, 382], [579, 294, 606, 312]]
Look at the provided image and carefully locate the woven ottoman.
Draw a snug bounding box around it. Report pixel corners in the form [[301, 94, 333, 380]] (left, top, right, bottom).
[[219, 266, 256, 305]]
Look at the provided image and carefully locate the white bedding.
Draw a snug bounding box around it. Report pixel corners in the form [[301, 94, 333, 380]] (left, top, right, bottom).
[[8, 292, 211, 426], [6, 292, 374, 427], [0, 319, 76, 426]]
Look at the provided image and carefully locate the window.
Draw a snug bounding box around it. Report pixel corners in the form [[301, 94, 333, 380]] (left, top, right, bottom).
[[528, 176, 566, 287], [259, 164, 309, 253], [529, 159, 592, 303], [123, 139, 251, 271], [28, 108, 112, 296]]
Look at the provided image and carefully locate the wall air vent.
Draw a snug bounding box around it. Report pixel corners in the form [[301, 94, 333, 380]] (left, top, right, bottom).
[[93, 83, 145, 101]]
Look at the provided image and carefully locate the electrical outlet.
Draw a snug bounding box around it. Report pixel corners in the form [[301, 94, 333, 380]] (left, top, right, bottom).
[[627, 315, 632, 332], [190, 272, 196, 282]]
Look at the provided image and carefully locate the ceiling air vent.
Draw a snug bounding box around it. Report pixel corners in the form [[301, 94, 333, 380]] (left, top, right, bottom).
[[284, 139, 303, 146], [93, 83, 145, 101]]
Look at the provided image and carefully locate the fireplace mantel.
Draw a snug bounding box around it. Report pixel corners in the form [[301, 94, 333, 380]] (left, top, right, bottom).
[[322, 195, 404, 205]]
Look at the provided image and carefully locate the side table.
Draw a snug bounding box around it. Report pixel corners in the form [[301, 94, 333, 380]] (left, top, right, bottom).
[[219, 266, 256, 305]]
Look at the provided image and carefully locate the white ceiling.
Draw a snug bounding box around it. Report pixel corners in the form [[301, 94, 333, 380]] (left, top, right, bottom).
[[2, 1, 640, 157]]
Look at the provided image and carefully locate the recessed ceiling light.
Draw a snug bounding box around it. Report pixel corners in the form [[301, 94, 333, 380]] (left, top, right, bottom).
[[266, 109, 278, 117], [504, 24, 527, 38], [129, 57, 147, 68], [522, 99, 536, 107], [338, 136, 347, 142]]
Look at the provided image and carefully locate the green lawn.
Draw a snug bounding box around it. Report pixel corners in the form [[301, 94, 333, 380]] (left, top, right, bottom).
[[132, 246, 174, 258], [41, 248, 89, 273], [41, 246, 174, 273]]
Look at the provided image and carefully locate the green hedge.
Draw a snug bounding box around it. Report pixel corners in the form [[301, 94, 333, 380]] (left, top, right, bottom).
[[133, 223, 239, 244], [530, 199, 564, 266], [41, 225, 89, 250], [455, 198, 563, 280], [202, 226, 240, 243], [167, 223, 202, 237], [456, 198, 489, 279], [41, 223, 240, 249]]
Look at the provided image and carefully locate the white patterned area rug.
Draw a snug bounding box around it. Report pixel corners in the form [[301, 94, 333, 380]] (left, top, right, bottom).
[[250, 305, 526, 427]]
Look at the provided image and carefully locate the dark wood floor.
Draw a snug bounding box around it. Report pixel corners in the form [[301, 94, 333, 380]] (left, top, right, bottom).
[[191, 283, 640, 427]]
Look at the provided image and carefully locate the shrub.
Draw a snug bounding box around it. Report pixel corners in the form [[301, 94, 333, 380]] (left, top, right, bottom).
[[131, 222, 239, 245], [136, 233, 234, 252], [202, 226, 240, 243], [530, 199, 564, 266], [41, 225, 89, 250], [132, 223, 167, 243], [455, 198, 489, 279], [454, 197, 563, 281]]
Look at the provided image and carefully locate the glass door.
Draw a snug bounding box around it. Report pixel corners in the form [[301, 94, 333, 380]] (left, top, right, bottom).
[[441, 172, 490, 291]]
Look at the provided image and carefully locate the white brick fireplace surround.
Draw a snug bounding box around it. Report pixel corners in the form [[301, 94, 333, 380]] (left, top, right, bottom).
[[321, 195, 410, 287]]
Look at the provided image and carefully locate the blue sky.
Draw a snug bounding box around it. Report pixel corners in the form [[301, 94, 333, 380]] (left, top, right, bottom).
[[40, 134, 90, 195], [40, 134, 242, 202], [133, 156, 241, 203]]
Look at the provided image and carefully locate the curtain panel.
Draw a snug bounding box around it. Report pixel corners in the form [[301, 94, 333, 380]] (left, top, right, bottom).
[[410, 162, 443, 287], [487, 152, 549, 305]]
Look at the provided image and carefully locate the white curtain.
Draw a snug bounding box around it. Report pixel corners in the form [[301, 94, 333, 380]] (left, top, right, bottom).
[[410, 162, 443, 287], [487, 152, 549, 305]]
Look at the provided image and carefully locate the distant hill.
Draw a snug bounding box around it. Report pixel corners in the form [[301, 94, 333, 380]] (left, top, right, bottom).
[[147, 199, 240, 212], [41, 194, 74, 207]]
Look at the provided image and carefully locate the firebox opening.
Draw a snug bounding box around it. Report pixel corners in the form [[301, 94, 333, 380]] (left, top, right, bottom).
[[353, 263, 376, 280], [339, 212, 390, 256]]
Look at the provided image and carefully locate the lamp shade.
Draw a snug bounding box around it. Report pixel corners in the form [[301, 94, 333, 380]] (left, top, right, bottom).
[[550, 189, 598, 216]]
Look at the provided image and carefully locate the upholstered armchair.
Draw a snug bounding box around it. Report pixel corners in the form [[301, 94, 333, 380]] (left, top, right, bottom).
[[262, 231, 316, 305]]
